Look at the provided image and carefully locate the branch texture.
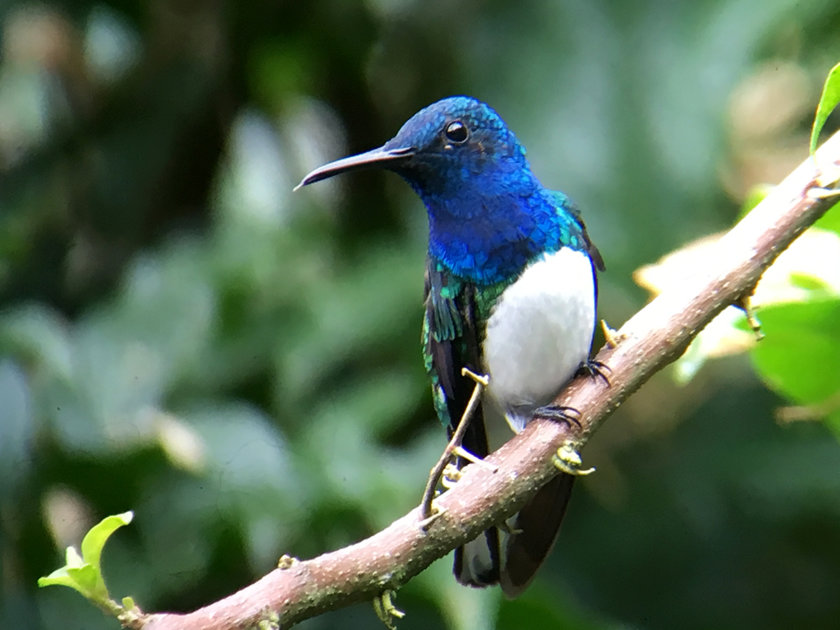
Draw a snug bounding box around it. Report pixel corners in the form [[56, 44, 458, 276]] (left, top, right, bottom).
[[142, 132, 840, 630]]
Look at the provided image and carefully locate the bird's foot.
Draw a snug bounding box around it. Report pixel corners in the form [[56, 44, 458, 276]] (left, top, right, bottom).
[[498, 517, 524, 536], [601, 319, 625, 348], [533, 404, 582, 428], [256, 608, 281, 630], [373, 590, 405, 630], [452, 445, 496, 470], [552, 441, 595, 476], [441, 463, 462, 489], [419, 368, 491, 522], [577, 358, 611, 386], [736, 295, 765, 341], [461, 367, 490, 388], [417, 504, 447, 530], [276, 554, 300, 569]]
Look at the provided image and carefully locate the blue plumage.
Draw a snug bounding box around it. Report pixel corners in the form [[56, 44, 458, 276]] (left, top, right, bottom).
[[381, 98, 596, 283]]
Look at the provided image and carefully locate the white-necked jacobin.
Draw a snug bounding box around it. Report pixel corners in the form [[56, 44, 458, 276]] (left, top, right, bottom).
[[296, 96, 603, 597]]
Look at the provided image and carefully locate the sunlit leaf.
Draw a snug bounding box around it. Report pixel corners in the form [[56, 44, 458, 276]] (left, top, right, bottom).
[[749, 298, 840, 406], [80, 511, 134, 577], [639, 221, 840, 384], [38, 512, 133, 604], [810, 62, 840, 155]]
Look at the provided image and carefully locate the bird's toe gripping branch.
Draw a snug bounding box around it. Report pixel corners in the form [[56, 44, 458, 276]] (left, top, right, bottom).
[[419, 368, 496, 526], [440, 463, 463, 489], [373, 590, 405, 630], [601, 319, 625, 349], [552, 441, 596, 476], [534, 358, 610, 477], [276, 554, 300, 569], [534, 407, 596, 476], [578, 358, 612, 387], [736, 295, 765, 341], [533, 404, 583, 428]]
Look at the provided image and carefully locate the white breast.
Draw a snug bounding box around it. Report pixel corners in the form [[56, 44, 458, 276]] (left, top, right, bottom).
[[483, 247, 595, 432]]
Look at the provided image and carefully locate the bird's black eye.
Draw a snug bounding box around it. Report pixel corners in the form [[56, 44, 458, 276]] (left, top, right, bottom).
[[444, 120, 469, 144]]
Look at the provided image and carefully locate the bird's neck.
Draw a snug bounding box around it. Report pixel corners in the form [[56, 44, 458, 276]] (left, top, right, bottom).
[[423, 186, 585, 286]]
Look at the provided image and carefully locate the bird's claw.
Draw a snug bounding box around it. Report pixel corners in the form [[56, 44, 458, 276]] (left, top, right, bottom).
[[461, 366, 490, 386], [256, 609, 281, 630], [533, 404, 582, 428], [601, 319, 625, 348], [736, 295, 764, 341], [441, 463, 462, 489], [552, 441, 595, 476], [498, 517, 524, 536], [373, 589, 405, 630], [276, 554, 300, 569], [452, 445, 498, 471], [577, 358, 611, 386], [418, 504, 446, 530]]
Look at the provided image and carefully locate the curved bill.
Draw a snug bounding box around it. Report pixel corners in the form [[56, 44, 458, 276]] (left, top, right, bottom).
[[294, 145, 415, 190]]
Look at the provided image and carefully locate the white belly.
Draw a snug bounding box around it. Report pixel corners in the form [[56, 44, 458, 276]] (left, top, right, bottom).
[[483, 247, 595, 432]]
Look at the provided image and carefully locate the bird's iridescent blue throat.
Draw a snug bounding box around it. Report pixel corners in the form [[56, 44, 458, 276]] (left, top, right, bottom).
[[296, 96, 599, 284]]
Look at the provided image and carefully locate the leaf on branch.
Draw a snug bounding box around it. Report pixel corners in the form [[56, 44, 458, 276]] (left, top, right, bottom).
[[635, 197, 840, 383], [747, 298, 840, 425], [38, 511, 134, 610], [810, 61, 840, 156]]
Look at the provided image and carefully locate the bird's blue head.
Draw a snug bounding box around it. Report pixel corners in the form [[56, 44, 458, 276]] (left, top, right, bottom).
[[298, 96, 584, 284], [379, 97, 534, 201]]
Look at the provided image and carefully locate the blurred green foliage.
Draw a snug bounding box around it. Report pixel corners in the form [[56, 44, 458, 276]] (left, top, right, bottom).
[[2, 1, 840, 629]]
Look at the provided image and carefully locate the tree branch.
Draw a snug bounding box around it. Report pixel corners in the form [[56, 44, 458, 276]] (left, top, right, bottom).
[[141, 131, 840, 630]]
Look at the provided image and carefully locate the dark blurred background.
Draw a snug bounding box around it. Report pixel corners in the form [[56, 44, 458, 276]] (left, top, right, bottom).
[[2, 1, 840, 629]]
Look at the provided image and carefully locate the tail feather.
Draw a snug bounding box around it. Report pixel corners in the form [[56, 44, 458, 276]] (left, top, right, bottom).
[[453, 472, 575, 595], [451, 379, 503, 587], [499, 473, 576, 597], [453, 527, 501, 587]]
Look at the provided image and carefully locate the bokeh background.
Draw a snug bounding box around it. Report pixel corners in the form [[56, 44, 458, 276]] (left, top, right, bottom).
[[2, 1, 840, 629]]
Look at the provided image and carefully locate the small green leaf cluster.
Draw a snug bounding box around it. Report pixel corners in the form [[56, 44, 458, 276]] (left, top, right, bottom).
[[38, 512, 134, 614]]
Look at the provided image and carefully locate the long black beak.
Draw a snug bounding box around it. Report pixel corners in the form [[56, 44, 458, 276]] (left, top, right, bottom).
[[294, 145, 415, 190]]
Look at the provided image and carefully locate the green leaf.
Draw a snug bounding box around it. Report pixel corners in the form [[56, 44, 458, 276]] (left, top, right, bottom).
[[815, 201, 840, 236], [37, 546, 103, 598], [66, 545, 84, 568], [810, 62, 840, 155], [38, 566, 82, 591], [80, 511, 133, 576], [38, 511, 133, 605], [67, 564, 106, 599], [750, 298, 840, 407]]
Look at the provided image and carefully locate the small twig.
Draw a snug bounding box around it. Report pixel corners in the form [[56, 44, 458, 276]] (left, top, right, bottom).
[[775, 392, 840, 423], [419, 368, 489, 523]]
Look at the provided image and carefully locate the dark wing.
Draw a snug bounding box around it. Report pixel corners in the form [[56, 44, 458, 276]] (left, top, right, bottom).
[[423, 257, 501, 586]]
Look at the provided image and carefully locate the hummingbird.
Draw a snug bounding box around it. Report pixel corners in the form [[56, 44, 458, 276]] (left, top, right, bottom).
[[296, 96, 603, 597]]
